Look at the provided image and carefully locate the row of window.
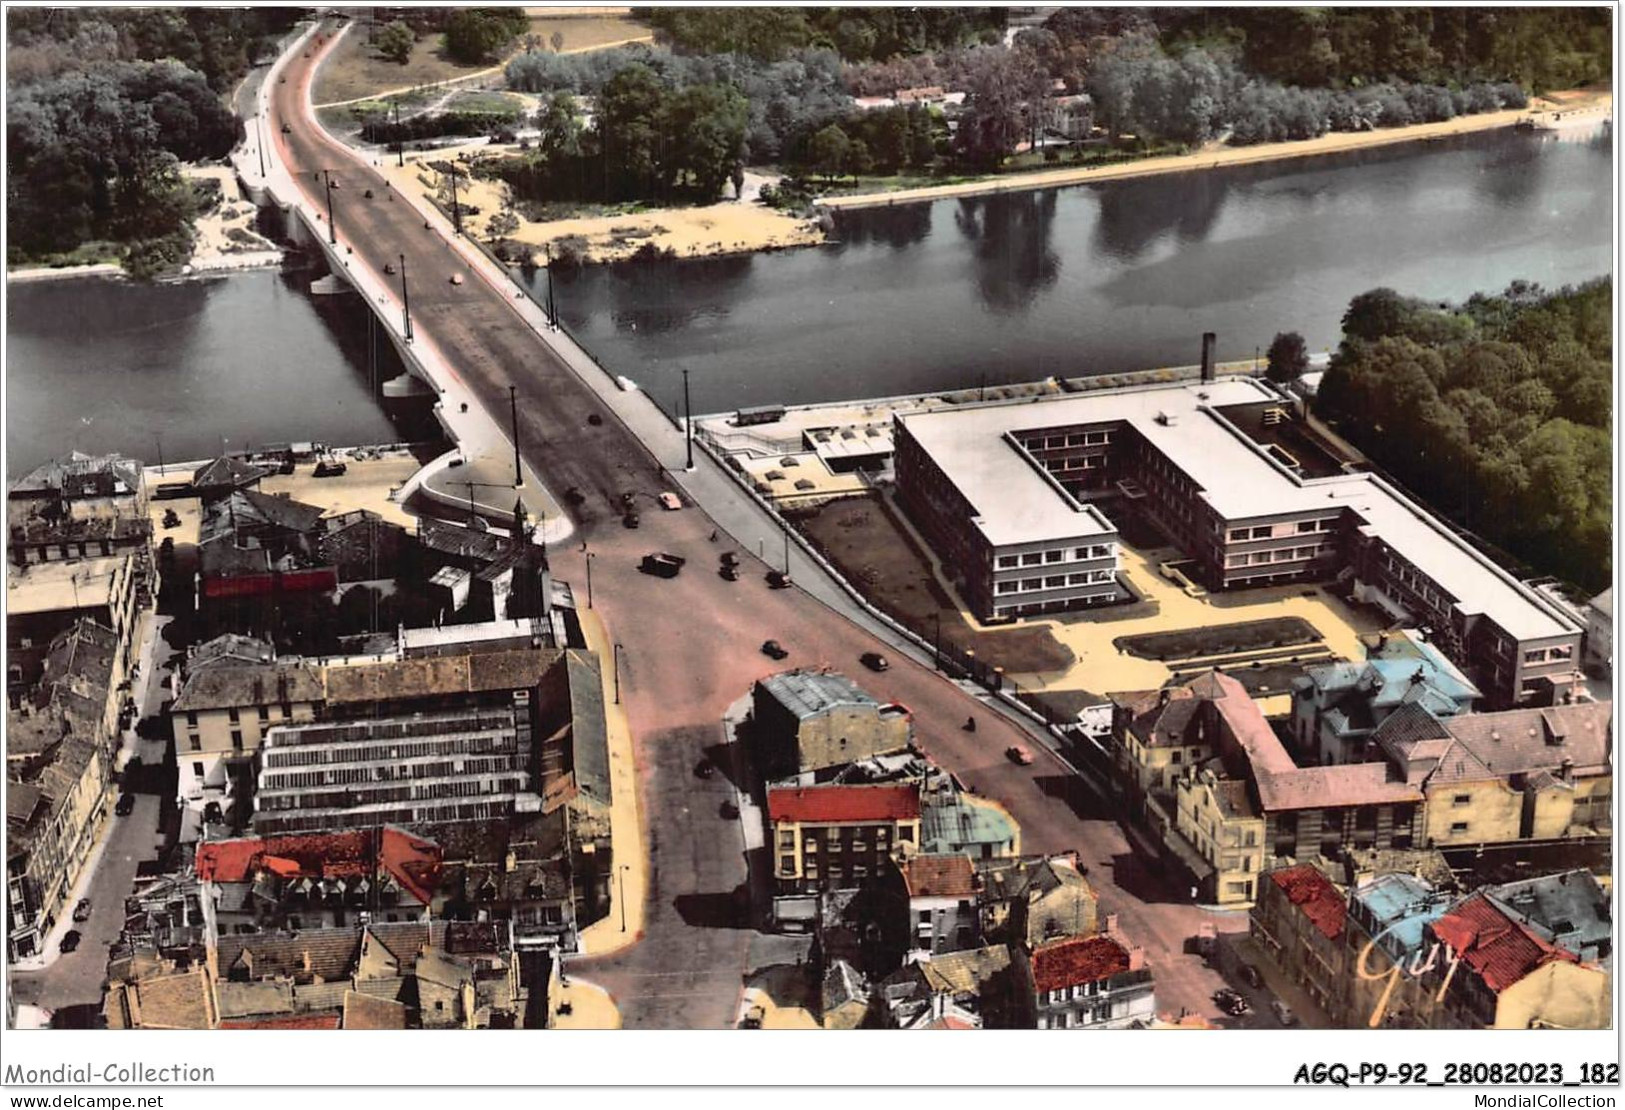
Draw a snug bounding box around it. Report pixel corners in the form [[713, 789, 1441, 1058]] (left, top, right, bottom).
[[996, 570, 1115, 595], [1228, 518, 1336, 543], [996, 544, 1115, 570], [1524, 645, 1575, 665], [1382, 552, 1452, 613], [1224, 544, 1328, 570], [1023, 429, 1114, 451]]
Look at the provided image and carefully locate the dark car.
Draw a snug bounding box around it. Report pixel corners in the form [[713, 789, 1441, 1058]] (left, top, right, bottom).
[[766, 569, 792, 589], [720, 799, 739, 820], [313, 460, 347, 478], [720, 564, 739, 581], [639, 553, 683, 578], [59, 931, 82, 954], [694, 759, 716, 780], [761, 639, 789, 660], [73, 899, 92, 923], [1239, 963, 1264, 989], [623, 512, 640, 529], [720, 552, 740, 567], [115, 793, 136, 816], [280, 123, 292, 134], [860, 652, 890, 672]]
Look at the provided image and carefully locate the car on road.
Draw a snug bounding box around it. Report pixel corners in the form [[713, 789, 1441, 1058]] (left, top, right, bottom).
[[623, 511, 640, 529], [694, 759, 715, 779], [719, 564, 739, 581], [281, 123, 292, 134], [59, 931, 81, 954], [720, 552, 739, 568], [1005, 745, 1034, 765], [766, 569, 792, 589], [761, 639, 789, 660], [1239, 963, 1263, 989], [720, 799, 739, 820], [565, 487, 585, 506], [313, 459, 347, 478], [1270, 1000, 1295, 1026], [639, 553, 683, 578], [1213, 988, 1251, 1017], [73, 899, 92, 923], [658, 491, 681, 510], [860, 651, 890, 672], [115, 793, 136, 816]]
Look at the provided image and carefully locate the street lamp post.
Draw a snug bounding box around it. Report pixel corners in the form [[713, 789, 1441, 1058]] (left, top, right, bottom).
[[679, 364, 692, 468], [252, 114, 267, 178], [584, 551, 595, 610], [618, 864, 629, 932], [613, 641, 624, 704], [322, 169, 336, 245], [398, 254, 413, 341], [932, 612, 942, 671], [449, 165, 463, 236], [392, 98, 404, 168]]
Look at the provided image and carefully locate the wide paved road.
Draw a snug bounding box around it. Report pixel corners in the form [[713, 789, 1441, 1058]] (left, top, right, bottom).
[[272, 27, 1239, 1028]]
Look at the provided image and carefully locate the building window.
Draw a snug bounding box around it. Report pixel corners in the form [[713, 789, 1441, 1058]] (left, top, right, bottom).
[[228, 707, 240, 724], [997, 581, 1018, 594], [1453, 793, 1471, 805], [1450, 821, 1469, 833], [280, 703, 292, 719], [1021, 553, 1042, 567], [779, 832, 795, 850], [997, 555, 1019, 569], [779, 855, 796, 875], [1045, 550, 1063, 564], [1524, 649, 1548, 664], [192, 762, 205, 778], [1549, 645, 1574, 661], [804, 839, 818, 853], [897, 827, 913, 843], [186, 711, 198, 727], [1045, 575, 1066, 588], [189, 735, 202, 752]]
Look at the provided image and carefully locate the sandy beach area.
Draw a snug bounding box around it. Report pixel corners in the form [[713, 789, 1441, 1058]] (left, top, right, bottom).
[[380, 150, 824, 265], [182, 164, 284, 273], [823, 90, 1612, 210]]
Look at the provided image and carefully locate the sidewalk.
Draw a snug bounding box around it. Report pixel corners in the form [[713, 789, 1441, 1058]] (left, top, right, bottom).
[[550, 974, 622, 1029], [573, 607, 648, 958]]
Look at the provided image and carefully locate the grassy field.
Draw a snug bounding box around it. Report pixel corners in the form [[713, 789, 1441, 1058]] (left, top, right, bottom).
[[794, 494, 1074, 674], [315, 12, 650, 106]]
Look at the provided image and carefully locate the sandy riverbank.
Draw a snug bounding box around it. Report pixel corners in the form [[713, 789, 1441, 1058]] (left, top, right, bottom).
[[823, 90, 1612, 210], [381, 151, 824, 265], [182, 164, 284, 274]]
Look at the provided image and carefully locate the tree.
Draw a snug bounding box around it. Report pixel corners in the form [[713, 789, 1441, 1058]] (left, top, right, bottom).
[[534, 91, 582, 158], [1266, 332, 1309, 384], [443, 8, 528, 65], [550, 31, 565, 53], [954, 48, 1034, 167], [807, 123, 851, 182], [663, 83, 749, 198], [375, 21, 415, 65]]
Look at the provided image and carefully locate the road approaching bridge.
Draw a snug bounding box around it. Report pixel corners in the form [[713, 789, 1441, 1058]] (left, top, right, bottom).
[[262, 21, 1241, 1027]]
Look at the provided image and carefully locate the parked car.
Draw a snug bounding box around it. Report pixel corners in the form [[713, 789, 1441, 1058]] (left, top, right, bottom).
[[1270, 1000, 1295, 1026], [720, 552, 740, 568], [1005, 745, 1034, 765], [719, 564, 739, 581], [1213, 989, 1251, 1017], [720, 799, 739, 820], [860, 652, 890, 672], [638, 552, 683, 578], [59, 931, 81, 954], [313, 459, 347, 478], [761, 639, 789, 660], [565, 487, 585, 506], [1239, 963, 1264, 989], [658, 491, 681, 510], [115, 793, 136, 817], [280, 122, 292, 134], [623, 511, 640, 529], [694, 759, 715, 780], [765, 569, 792, 589], [73, 899, 92, 923]]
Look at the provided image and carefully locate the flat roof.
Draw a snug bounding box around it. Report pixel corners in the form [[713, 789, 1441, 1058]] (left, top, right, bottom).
[[5, 554, 126, 615], [897, 378, 1576, 641]]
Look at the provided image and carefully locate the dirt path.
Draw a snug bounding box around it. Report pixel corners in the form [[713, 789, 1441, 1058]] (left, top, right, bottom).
[[823, 90, 1613, 210]]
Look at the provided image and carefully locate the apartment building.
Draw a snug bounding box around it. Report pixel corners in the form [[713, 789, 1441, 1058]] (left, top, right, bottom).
[[1250, 864, 1348, 1014], [753, 669, 912, 777], [767, 784, 922, 894], [893, 376, 1582, 706]]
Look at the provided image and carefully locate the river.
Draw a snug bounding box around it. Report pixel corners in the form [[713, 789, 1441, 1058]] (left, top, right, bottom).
[[6, 266, 439, 473], [6, 124, 1611, 473], [538, 125, 1612, 417]]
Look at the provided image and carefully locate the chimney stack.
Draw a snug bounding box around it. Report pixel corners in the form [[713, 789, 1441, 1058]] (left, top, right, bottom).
[[1200, 332, 1216, 383]]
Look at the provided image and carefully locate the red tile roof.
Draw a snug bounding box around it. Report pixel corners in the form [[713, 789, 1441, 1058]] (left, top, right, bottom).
[[196, 827, 441, 906], [767, 784, 919, 825], [1431, 892, 1579, 994], [1268, 865, 1347, 941], [219, 1013, 342, 1030], [1031, 935, 1133, 993], [900, 854, 977, 898]]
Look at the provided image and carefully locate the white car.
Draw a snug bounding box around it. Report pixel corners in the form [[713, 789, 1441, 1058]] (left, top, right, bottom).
[[658, 491, 681, 510]]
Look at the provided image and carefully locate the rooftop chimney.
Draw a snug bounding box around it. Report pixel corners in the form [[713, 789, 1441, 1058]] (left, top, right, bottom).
[[1200, 332, 1216, 383]]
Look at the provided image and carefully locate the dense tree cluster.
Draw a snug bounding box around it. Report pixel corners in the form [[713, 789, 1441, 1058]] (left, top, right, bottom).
[[1316, 281, 1612, 591], [441, 7, 529, 65], [488, 63, 748, 206], [7, 7, 298, 89], [643, 7, 1007, 63], [5, 8, 292, 270], [374, 21, 416, 65], [509, 43, 850, 163], [8, 60, 238, 270], [1154, 8, 1613, 94]]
